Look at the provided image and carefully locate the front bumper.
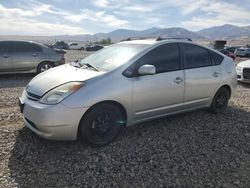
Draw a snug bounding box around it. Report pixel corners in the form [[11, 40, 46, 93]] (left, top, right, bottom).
[[20, 93, 88, 140], [237, 69, 250, 83]]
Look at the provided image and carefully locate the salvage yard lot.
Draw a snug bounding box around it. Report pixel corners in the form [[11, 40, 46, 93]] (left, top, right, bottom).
[[0, 50, 250, 187]]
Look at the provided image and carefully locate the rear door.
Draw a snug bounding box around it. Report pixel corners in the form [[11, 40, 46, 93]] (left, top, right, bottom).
[[182, 43, 222, 109], [0, 42, 13, 72], [11, 41, 43, 71], [132, 43, 185, 121]]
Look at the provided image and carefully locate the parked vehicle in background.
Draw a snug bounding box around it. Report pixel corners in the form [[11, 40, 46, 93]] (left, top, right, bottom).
[[236, 60, 250, 83], [86, 45, 104, 51], [219, 49, 236, 61], [224, 46, 240, 53], [235, 47, 250, 57], [50, 41, 69, 50], [68, 42, 85, 50], [20, 39, 237, 146], [0, 41, 65, 74]]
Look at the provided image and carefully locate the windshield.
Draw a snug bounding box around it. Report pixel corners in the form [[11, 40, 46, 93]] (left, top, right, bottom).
[[80, 43, 150, 72]]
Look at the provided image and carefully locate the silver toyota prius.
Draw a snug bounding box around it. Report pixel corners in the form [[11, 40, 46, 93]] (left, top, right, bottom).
[[20, 39, 237, 146]]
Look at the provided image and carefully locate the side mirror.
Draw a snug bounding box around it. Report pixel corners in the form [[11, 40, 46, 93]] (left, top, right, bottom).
[[138, 64, 156, 76]]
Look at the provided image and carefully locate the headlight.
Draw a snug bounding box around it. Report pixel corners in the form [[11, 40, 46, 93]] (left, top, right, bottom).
[[236, 66, 242, 71], [39, 82, 84, 104]]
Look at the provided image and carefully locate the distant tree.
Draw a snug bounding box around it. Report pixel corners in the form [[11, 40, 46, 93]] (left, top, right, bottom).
[[95, 38, 112, 45]]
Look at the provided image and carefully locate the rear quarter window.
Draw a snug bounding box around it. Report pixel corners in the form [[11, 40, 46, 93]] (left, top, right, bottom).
[[183, 43, 212, 69], [210, 51, 224, 65]]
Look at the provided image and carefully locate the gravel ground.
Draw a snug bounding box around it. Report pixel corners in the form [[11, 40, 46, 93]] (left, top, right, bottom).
[[0, 51, 250, 187]]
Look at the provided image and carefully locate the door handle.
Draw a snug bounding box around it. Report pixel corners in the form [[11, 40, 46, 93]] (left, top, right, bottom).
[[3, 54, 9, 58], [213, 72, 219, 77], [174, 77, 183, 84], [33, 53, 37, 57]]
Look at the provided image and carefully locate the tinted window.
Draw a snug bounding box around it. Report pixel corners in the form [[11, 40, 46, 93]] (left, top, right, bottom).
[[211, 51, 224, 65], [0, 42, 11, 53], [7, 42, 42, 53], [136, 43, 180, 74], [183, 43, 212, 69]]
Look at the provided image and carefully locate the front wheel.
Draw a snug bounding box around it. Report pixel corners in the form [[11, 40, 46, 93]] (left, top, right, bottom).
[[79, 103, 125, 146], [208, 87, 230, 113]]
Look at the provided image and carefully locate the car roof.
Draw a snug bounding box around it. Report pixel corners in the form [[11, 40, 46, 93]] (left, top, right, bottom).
[[120, 39, 158, 45], [0, 40, 46, 46], [119, 38, 195, 45]]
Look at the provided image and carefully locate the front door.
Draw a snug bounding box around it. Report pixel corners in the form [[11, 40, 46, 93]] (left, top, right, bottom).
[[0, 42, 13, 72], [132, 43, 185, 122]]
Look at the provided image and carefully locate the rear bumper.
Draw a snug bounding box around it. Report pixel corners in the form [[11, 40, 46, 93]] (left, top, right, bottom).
[[55, 57, 65, 66]]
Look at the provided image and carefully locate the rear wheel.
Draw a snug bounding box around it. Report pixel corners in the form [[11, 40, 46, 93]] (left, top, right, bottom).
[[37, 62, 54, 73], [208, 87, 230, 113], [79, 103, 125, 146]]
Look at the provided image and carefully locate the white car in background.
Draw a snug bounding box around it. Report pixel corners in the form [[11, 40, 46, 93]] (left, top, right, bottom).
[[68, 42, 85, 50], [236, 60, 250, 83]]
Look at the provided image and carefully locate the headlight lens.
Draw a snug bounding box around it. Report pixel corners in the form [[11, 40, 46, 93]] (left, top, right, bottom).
[[236, 66, 242, 71], [39, 82, 84, 104]]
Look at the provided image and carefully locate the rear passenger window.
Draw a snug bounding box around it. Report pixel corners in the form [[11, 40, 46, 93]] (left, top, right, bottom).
[[211, 51, 224, 65], [183, 43, 212, 69], [137, 43, 180, 74]]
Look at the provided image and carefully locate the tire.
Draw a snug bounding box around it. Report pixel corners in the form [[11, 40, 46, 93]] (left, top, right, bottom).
[[37, 62, 54, 73], [208, 87, 230, 113], [79, 103, 125, 146], [80, 47, 85, 51]]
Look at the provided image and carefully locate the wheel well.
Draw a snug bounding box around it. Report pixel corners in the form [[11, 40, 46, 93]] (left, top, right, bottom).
[[77, 100, 128, 138], [220, 85, 231, 97]]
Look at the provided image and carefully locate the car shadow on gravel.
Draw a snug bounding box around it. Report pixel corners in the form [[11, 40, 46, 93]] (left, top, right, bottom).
[[238, 82, 250, 88], [8, 106, 250, 187], [0, 73, 35, 88]]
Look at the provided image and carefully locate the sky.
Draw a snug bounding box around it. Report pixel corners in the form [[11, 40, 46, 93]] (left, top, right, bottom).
[[0, 0, 250, 36]]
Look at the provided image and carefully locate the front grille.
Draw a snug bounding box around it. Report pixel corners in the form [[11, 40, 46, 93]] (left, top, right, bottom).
[[243, 68, 250, 79], [26, 91, 42, 101]]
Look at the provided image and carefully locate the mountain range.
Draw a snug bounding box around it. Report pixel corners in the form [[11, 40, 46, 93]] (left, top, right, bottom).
[[53, 24, 250, 42], [1, 24, 250, 43]]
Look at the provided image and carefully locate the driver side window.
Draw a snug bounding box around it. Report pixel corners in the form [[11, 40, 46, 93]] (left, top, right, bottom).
[[136, 43, 181, 74]]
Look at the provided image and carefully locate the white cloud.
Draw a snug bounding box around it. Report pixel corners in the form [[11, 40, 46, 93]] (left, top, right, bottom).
[[1, 0, 250, 35], [182, 1, 250, 30], [122, 5, 152, 13], [92, 0, 110, 8], [0, 3, 87, 35], [0, 17, 86, 35], [65, 9, 129, 28]]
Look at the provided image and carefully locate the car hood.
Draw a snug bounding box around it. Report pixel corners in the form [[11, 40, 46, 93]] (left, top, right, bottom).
[[26, 64, 104, 96], [238, 60, 250, 67]]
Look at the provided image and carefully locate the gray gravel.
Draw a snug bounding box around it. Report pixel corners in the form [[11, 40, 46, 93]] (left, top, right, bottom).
[[1, 51, 250, 187]]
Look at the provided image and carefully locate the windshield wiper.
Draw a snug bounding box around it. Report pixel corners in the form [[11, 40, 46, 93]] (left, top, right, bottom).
[[70, 60, 81, 68], [82, 62, 99, 71]]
